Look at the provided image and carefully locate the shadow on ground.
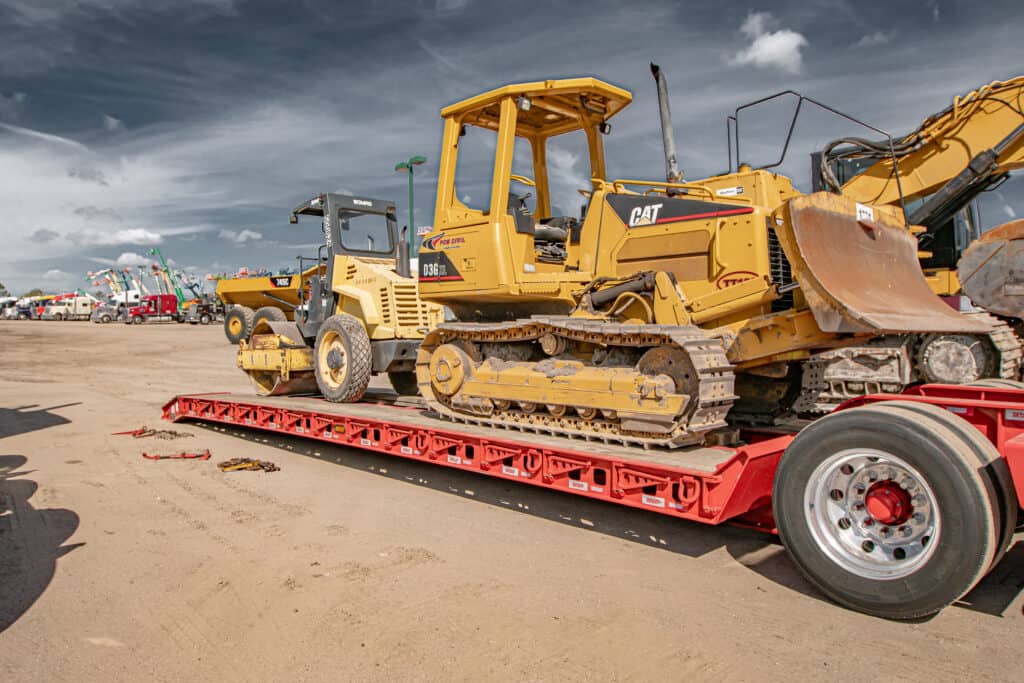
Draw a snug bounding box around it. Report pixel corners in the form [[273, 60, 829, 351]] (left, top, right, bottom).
[[0, 454, 83, 632], [196, 423, 829, 598], [0, 403, 80, 439], [198, 422, 1024, 620]]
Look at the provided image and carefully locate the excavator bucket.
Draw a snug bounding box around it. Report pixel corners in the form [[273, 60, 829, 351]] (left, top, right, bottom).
[[238, 320, 318, 396], [958, 219, 1024, 318], [778, 192, 993, 334]]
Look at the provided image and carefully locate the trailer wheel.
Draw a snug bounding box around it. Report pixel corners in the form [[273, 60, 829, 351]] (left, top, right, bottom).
[[223, 306, 254, 344], [314, 314, 372, 403], [199, 313, 212, 325], [967, 378, 1024, 390], [388, 371, 419, 396], [773, 402, 1000, 619], [253, 306, 287, 332]]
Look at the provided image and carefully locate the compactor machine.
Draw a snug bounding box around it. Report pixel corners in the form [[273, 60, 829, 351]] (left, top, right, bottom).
[[236, 193, 444, 399], [413, 76, 991, 448]]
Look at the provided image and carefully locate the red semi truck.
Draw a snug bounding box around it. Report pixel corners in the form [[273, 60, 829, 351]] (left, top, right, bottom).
[[125, 293, 183, 324]]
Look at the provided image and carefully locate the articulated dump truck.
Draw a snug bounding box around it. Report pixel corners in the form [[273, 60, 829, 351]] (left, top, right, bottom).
[[410, 76, 992, 449]]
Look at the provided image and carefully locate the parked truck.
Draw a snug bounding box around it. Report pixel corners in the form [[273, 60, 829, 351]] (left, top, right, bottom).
[[125, 293, 182, 324], [42, 294, 96, 320]]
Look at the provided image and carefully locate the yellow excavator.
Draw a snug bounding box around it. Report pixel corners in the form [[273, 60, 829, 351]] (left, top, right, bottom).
[[799, 75, 1024, 411], [411, 75, 991, 448]]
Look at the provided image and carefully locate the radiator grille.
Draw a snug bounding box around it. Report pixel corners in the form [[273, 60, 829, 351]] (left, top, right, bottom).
[[393, 282, 424, 327], [767, 227, 794, 312]]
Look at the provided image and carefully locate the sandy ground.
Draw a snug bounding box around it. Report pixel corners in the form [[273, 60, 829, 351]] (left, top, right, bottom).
[[0, 320, 1021, 681]]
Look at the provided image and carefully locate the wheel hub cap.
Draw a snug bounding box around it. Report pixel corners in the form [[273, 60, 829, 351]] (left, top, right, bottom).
[[326, 348, 344, 370], [864, 481, 912, 525], [804, 449, 940, 580]]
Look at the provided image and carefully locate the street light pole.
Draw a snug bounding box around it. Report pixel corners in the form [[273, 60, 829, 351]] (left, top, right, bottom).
[[394, 155, 427, 252]]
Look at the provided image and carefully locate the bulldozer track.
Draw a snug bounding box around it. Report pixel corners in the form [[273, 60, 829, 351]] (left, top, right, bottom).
[[796, 312, 1024, 415], [417, 317, 736, 449]]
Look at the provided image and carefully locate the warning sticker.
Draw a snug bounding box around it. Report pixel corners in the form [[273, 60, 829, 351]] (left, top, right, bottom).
[[855, 202, 875, 222]]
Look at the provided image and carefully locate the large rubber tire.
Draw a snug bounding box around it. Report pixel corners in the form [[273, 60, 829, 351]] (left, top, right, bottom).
[[967, 378, 1024, 390], [876, 401, 1018, 573], [252, 306, 287, 333], [314, 314, 372, 403], [773, 401, 1000, 619], [388, 371, 419, 397], [53, 313, 63, 321], [132, 315, 144, 325], [223, 305, 254, 345], [199, 313, 212, 325], [101, 314, 111, 324]]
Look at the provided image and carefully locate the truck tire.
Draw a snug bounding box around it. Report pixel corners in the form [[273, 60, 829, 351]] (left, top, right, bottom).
[[773, 401, 1001, 620], [253, 306, 287, 331], [199, 313, 212, 325], [388, 371, 419, 396], [876, 401, 1018, 573], [101, 314, 111, 323], [314, 314, 372, 403], [132, 315, 144, 325], [53, 313, 63, 321], [223, 305, 254, 344], [967, 378, 1024, 390]]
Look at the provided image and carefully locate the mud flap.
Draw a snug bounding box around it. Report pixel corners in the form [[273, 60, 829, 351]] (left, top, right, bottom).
[[958, 219, 1024, 319], [778, 193, 993, 334]]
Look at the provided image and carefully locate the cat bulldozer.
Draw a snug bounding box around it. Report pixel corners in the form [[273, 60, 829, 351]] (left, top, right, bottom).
[[799, 75, 1024, 411], [413, 76, 991, 448], [236, 193, 444, 399]]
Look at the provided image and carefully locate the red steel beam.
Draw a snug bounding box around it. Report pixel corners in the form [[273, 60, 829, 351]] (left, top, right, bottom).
[[162, 394, 791, 531]]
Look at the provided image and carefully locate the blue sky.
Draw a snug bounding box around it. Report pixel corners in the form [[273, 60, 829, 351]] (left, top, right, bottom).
[[0, 0, 1021, 294]]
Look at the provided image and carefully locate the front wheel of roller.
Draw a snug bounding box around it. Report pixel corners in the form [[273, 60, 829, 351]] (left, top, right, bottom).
[[387, 371, 419, 396], [773, 402, 1001, 620], [314, 314, 372, 403]]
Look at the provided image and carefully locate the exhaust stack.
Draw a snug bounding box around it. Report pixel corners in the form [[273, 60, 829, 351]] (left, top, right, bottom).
[[396, 225, 412, 278], [650, 63, 683, 185]]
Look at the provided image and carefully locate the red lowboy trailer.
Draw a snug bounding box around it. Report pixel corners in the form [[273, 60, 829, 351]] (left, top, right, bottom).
[[163, 382, 1023, 620]]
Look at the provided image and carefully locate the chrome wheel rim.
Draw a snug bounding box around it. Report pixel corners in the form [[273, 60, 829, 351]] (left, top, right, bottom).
[[804, 448, 940, 580]]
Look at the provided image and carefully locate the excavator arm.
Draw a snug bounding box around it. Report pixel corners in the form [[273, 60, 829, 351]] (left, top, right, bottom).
[[824, 75, 1024, 229]]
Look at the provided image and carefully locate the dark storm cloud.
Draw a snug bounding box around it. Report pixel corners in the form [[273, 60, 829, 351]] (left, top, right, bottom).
[[0, 0, 1022, 292]]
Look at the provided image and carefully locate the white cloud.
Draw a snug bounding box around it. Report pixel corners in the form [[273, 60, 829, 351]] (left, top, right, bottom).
[[102, 114, 125, 132], [729, 11, 808, 74], [33, 227, 163, 247], [1004, 204, 1017, 219], [218, 228, 262, 243], [854, 31, 893, 48], [114, 252, 155, 267], [43, 268, 71, 281], [0, 121, 90, 151]]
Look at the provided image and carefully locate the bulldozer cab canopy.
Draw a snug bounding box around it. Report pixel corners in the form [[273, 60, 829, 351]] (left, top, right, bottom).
[[437, 78, 632, 221], [442, 78, 632, 139], [289, 193, 399, 259]]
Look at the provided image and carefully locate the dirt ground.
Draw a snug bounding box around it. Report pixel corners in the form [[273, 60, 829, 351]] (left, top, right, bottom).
[[0, 320, 1021, 681]]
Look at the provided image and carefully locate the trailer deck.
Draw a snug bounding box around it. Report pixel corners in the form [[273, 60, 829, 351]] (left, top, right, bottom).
[[163, 391, 793, 530]]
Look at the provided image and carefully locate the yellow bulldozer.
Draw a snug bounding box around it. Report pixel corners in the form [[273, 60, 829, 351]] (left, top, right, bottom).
[[797, 75, 1024, 411], [236, 193, 443, 398], [410, 75, 992, 448]]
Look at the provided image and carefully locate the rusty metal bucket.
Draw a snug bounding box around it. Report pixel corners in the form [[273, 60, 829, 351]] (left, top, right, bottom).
[[958, 219, 1024, 318], [778, 192, 993, 334]]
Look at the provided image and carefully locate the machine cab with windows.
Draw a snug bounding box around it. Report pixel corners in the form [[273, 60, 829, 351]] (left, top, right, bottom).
[[419, 78, 633, 318]]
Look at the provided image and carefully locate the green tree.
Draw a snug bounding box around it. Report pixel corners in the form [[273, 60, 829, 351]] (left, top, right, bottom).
[[22, 288, 43, 297]]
